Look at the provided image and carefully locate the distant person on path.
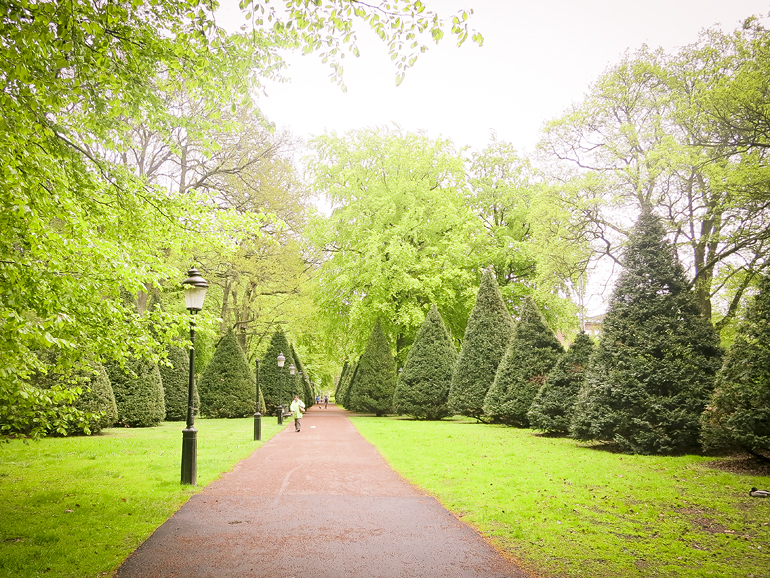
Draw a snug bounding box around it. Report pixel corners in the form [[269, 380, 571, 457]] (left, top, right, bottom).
[[324, 394, 329, 409], [290, 394, 305, 432], [316, 394, 320, 405]]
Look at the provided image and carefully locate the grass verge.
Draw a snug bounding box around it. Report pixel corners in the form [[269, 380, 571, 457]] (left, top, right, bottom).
[[0, 418, 286, 578], [350, 416, 770, 578]]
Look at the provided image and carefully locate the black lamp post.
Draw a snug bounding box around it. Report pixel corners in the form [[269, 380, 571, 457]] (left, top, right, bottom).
[[253, 358, 261, 441], [181, 267, 208, 485], [277, 352, 285, 424]]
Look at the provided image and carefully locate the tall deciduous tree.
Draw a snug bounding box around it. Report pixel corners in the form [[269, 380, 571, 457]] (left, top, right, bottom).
[[393, 305, 457, 420], [348, 320, 397, 416], [528, 332, 594, 434], [701, 274, 770, 458], [483, 297, 563, 426], [308, 127, 480, 365], [448, 269, 514, 420], [570, 209, 722, 454]]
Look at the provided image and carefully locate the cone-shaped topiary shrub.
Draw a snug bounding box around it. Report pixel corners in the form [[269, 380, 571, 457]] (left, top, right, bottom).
[[340, 359, 359, 409], [393, 304, 457, 419], [198, 329, 255, 418], [291, 344, 313, 407], [570, 208, 722, 454], [348, 319, 397, 416], [335, 361, 350, 401], [448, 269, 515, 420], [528, 331, 594, 433], [106, 357, 165, 427], [260, 330, 296, 414], [159, 344, 199, 421], [73, 360, 118, 433], [483, 296, 563, 426], [701, 275, 770, 458]]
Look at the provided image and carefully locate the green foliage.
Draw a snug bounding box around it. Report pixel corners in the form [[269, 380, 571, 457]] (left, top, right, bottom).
[[2, 353, 116, 437], [308, 127, 480, 364], [72, 361, 118, 434], [448, 270, 514, 420], [483, 297, 563, 426], [348, 320, 397, 416], [159, 344, 199, 422], [528, 332, 594, 433], [106, 358, 165, 428], [701, 275, 770, 458], [570, 210, 723, 454], [0, 0, 475, 439], [197, 329, 255, 418], [393, 305, 458, 420], [259, 330, 296, 414]]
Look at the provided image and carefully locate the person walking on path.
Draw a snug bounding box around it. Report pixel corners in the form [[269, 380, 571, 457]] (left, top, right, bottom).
[[324, 394, 329, 409], [290, 394, 305, 432]]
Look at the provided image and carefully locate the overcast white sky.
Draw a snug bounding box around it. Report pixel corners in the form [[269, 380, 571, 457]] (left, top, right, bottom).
[[231, 0, 770, 153]]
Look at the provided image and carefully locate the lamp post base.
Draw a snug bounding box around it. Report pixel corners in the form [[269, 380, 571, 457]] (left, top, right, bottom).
[[253, 412, 261, 441], [181, 426, 197, 485]]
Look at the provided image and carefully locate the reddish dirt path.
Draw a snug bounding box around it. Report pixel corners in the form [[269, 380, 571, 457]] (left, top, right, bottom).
[[115, 404, 533, 578]]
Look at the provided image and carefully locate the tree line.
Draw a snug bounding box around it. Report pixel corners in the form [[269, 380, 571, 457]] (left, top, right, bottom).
[[335, 211, 768, 457]]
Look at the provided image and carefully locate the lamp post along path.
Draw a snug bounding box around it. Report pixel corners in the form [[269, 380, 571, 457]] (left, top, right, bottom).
[[181, 267, 208, 486], [253, 359, 261, 441]]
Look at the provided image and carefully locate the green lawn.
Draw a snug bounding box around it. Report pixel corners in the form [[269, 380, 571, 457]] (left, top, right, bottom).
[[0, 418, 286, 578], [351, 416, 770, 578]]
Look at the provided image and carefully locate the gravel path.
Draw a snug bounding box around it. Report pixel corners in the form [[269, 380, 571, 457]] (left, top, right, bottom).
[[115, 404, 533, 578]]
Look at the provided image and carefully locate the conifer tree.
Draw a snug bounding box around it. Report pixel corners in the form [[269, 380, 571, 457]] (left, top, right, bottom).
[[159, 344, 199, 421], [394, 305, 457, 419], [701, 275, 770, 458], [259, 330, 296, 414], [335, 361, 350, 401], [106, 357, 166, 427], [198, 329, 254, 418], [483, 296, 563, 426], [348, 319, 397, 416], [341, 359, 359, 408], [528, 331, 594, 433], [73, 361, 118, 433], [570, 209, 722, 454], [448, 269, 514, 420]]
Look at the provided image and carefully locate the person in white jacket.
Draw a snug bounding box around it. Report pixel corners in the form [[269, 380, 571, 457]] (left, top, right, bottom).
[[289, 394, 305, 432]]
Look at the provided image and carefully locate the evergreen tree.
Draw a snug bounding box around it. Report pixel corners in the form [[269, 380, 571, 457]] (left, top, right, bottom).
[[159, 344, 199, 421], [483, 296, 564, 426], [260, 330, 296, 414], [73, 360, 118, 433], [393, 305, 457, 419], [198, 329, 254, 418], [341, 359, 359, 409], [335, 361, 350, 401], [348, 319, 397, 416], [106, 357, 165, 427], [291, 344, 313, 407], [701, 275, 770, 458], [528, 331, 594, 433], [448, 269, 514, 420], [570, 209, 722, 454]]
